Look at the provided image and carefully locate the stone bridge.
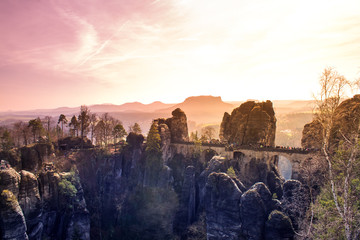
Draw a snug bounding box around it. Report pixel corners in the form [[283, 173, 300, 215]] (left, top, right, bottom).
[[170, 142, 321, 181]]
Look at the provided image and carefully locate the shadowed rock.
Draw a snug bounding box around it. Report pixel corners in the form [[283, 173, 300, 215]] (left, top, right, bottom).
[[265, 210, 295, 240], [240, 188, 266, 240], [205, 172, 242, 240]]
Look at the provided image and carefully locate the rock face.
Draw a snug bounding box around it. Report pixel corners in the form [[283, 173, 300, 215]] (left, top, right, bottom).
[[281, 180, 310, 229], [166, 108, 189, 142], [205, 172, 242, 240], [0, 190, 29, 240], [175, 165, 196, 233], [240, 188, 266, 240], [18, 170, 42, 240], [301, 120, 323, 149], [220, 100, 276, 147], [265, 210, 294, 240], [58, 137, 93, 151], [0, 164, 90, 240], [0, 168, 21, 198], [301, 94, 360, 149], [20, 143, 54, 172]]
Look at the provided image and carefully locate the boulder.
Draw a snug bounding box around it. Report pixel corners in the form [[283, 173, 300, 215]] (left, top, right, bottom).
[[205, 172, 242, 240], [0, 190, 29, 240], [220, 100, 276, 147]]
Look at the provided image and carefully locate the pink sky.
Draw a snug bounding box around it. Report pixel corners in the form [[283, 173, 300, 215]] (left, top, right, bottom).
[[1, 0, 360, 111]]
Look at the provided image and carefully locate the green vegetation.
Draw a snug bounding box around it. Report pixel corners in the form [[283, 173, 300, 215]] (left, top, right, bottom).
[[28, 117, 44, 142], [145, 123, 162, 184], [226, 166, 236, 178], [1, 129, 14, 151], [59, 178, 77, 199], [129, 122, 142, 134]]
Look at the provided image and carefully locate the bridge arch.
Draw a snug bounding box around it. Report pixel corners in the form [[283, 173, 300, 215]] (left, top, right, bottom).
[[277, 155, 292, 180]]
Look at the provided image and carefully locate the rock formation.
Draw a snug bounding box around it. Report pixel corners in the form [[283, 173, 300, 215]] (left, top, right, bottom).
[[0, 190, 29, 240], [301, 94, 360, 149], [220, 100, 276, 147], [165, 108, 189, 142], [265, 210, 294, 240], [175, 165, 196, 234], [20, 143, 54, 172], [205, 172, 242, 240]]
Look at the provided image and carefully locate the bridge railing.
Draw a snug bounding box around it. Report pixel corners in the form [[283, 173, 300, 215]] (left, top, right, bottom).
[[170, 141, 319, 154]]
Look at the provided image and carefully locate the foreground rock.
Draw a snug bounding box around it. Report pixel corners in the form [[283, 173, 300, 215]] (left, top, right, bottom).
[[220, 100, 276, 147], [205, 172, 242, 240], [0, 190, 29, 240], [265, 210, 294, 240]]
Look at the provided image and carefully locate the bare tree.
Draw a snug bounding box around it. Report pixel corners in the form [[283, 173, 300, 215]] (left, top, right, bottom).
[[312, 67, 359, 239], [89, 113, 97, 143], [201, 126, 215, 141]]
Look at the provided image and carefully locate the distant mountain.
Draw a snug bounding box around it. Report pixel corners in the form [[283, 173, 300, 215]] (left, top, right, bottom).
[[160, 96, 234, 124], [78, 101, 175, 113]]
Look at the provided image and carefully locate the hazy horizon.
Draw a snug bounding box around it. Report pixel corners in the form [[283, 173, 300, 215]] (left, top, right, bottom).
[[0, 95, 316, 112], [1, 0, 360, 111]]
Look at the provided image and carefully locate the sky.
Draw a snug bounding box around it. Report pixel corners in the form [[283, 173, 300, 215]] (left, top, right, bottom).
[[1, 0, 360, 111]]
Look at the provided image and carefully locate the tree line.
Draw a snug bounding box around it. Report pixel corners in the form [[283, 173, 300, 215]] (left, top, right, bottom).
[[0, 105, 142, 151]]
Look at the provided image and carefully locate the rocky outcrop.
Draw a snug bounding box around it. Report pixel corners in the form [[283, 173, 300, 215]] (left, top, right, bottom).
[[166, 108, 189, 142], [20, 143, 54, 172], [18, 170, 42, 239], [152, 119, 172, 163], [240, 188, 266, 240], [0, 149, 22, 170], [220, 100, 276, 147], [281, 180, 310, 230], [301, 120, 323, 149], [0, 168, 21, 198], [205, 172, 242, 240], [0, 190, 29, 240], [301, 94, 360, 149], [58, 137, 93, 151], [265, 210, 294, 240], [175, 165, 196, 234]]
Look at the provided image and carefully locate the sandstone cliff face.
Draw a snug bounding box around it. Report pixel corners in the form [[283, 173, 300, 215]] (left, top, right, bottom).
[[205, 172, 242, 240], [301, 94, 360, 149], [20, 143, 54, 172], [0, 190, 29, 240], [0, 163, 90, 240], [166, 108, 189, 142], [0, 168, 21, 198], [220, 100, 276, 147], [202, 170, 295, 240]]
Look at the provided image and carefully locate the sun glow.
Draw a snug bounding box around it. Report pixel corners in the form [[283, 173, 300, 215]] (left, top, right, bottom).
[[1, 0, 360, 110]]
